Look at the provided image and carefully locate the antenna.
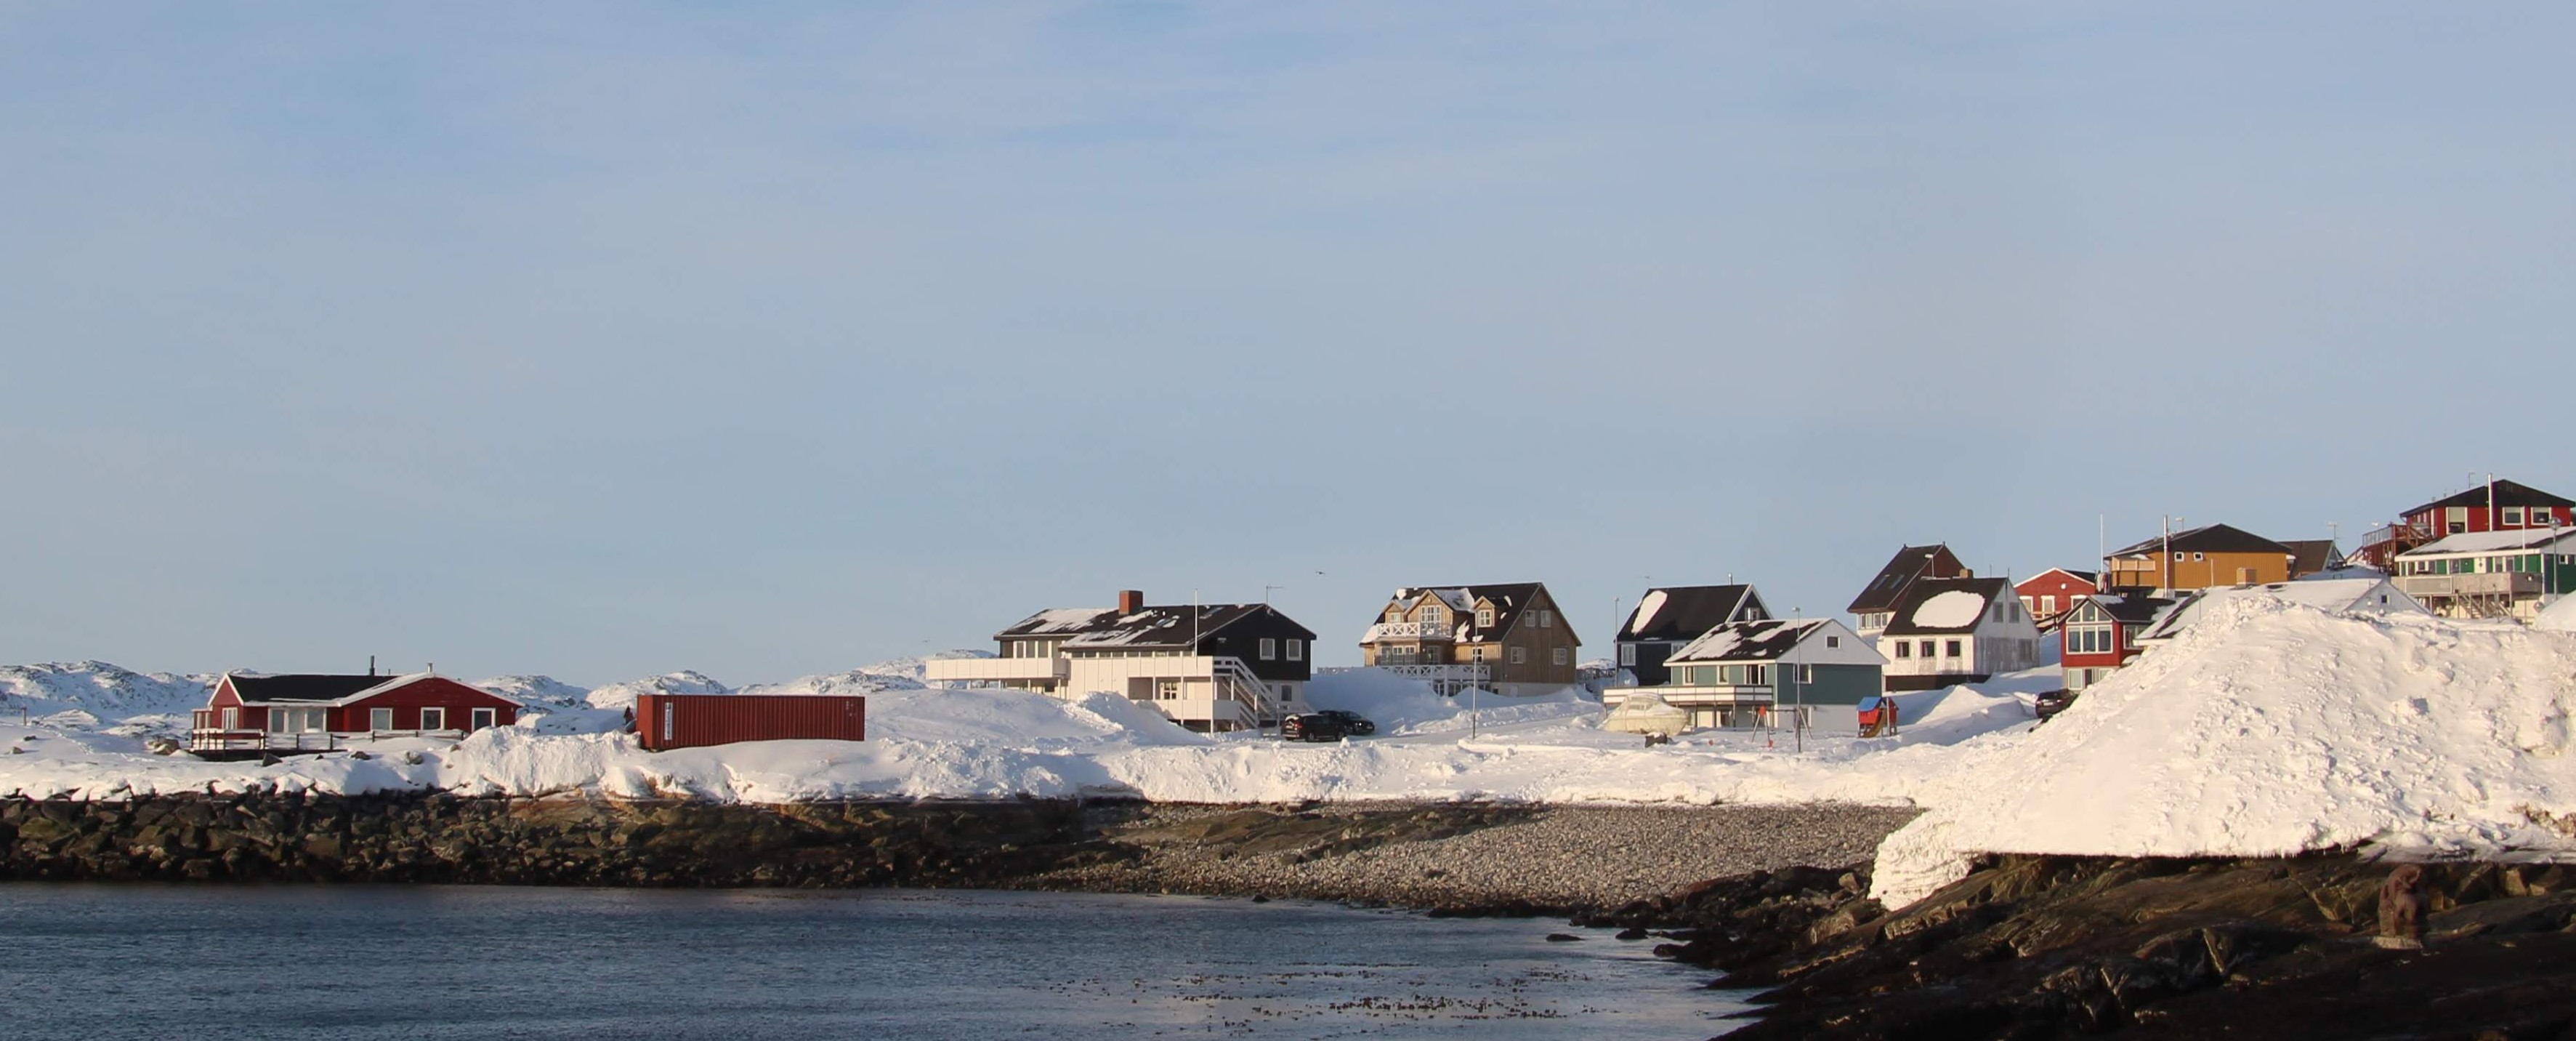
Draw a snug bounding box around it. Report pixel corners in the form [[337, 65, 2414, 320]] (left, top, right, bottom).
[[1263, 585, 1284, 604]]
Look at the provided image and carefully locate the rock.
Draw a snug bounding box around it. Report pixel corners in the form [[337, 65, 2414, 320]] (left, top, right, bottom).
[[1544, 933, 1582, 942], [1615, 927, 1650, 941], [347, 751, 371, 761], [143, 738, 181, 756]]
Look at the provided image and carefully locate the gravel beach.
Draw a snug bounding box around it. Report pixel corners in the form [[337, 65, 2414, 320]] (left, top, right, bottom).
[[1027, 802, 1923, 909]]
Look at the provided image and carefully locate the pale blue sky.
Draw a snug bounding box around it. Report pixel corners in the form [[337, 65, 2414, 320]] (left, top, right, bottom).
[[4, 3, 2570, 683]]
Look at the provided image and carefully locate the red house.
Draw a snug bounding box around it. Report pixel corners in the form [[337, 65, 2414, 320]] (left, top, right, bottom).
[[2359, 478, 2576, 568], [2014, 569, 2098, 626], [2057, 593, 2174, 692], [190, 672, 522, 757]]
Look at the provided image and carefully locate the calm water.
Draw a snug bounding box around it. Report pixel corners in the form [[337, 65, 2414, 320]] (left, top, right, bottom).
[[0, 885, 1748, 1040]]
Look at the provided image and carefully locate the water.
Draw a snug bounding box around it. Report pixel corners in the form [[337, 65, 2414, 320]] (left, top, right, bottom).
[[0, 885, 1750, 1040]]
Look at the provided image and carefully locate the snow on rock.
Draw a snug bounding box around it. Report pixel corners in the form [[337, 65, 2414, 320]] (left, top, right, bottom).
[[1907, 590, 1989, 630], [581, 671, 730, 710], [1871, 599, 2576, 908]]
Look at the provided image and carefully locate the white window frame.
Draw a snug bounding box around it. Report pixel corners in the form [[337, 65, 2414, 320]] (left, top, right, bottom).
[[370, 707, 395, 731], [1259, 638, 1277, 661], [2504, 507, 2526, 525], [1510, 646, 1526, 665], [1618, 643, 1637, 666], [1551, 647, 1567, 666], [419, 707, 446, 732], [1285, 639, 1303, 662], [1476, 607, 1495, 627], [471, 707, 496, 731], [222, 706, 240, 730]]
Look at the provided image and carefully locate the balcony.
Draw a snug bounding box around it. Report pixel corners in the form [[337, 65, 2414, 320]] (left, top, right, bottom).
[[1362, 621, 1457, 642], [2397, 572, 2542, 599], [921, 657, 1070, 683]]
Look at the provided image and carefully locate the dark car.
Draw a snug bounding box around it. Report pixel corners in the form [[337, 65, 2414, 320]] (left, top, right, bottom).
[[1280, 713, 1348, 741], [1312, 710, 1376, 736], [2034, 689, 2078, 722]]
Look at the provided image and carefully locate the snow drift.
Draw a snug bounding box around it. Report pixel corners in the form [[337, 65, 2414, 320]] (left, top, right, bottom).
[[1873, 598, 2576, 907]]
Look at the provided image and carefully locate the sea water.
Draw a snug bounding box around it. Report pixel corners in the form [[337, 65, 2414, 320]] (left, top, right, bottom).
[[0, 884, 1751, 1039]]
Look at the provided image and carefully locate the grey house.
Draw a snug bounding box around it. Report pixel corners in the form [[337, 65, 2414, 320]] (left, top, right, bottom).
[[1603, 617, 1883, 731]]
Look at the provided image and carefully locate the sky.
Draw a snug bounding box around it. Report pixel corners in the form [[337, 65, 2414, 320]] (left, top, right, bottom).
[[3, 2, 2571, 684]]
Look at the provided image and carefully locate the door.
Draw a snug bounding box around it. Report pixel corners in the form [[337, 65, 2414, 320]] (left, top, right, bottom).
[[470, 707, 496, 731]]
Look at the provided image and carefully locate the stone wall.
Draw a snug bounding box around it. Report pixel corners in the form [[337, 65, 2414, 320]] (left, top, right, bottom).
[[0, 795, 1116, 888]]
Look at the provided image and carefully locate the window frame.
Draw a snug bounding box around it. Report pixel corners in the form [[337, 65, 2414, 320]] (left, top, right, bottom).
[[1285, 639, 1303, 662], [1259, 638, 1277, 661], [370, 707, 395, 731], [1509, 646, 1526, 665], [419, 707, 446, 732]]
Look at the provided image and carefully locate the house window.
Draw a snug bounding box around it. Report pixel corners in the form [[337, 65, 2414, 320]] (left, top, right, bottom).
[[2040, 595, 2056, 615], [420, 707, 446, 731], [1286, 639, 1303, 662], [1259, 638, 1277, 661], [1918, 640, 1934, 659], [1155, 678, 1180, 700], [1510, 646, 1526, 665], [370, 707, 394, 731], [2192, 552, 2205, 562], [1477, 608, 1495, 627], [1421, 606, 1443, 625], [222, 707, 239, 730], [1826, 635, 1840, 648], [1894, 641, 1910, 659], [1944, 640, 1962, 658], [1470, 646, 1487, 662], [1618, 644, 1637, 666], [1552, 647, 1568, 666], [471, 707, 496, 731], [2505, 507, 2526, 525]]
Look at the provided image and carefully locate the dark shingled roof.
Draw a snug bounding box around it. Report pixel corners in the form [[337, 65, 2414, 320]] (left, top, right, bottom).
[[995, 603, 1315, 648], [2107, 523, 2291, 559], [1617, 584, 1767, 643], [1668, 619, 1833, 664], [1882, 577, 2016, 636], [2085, 594, 2178, 625], [2280, 539, 2343, 576], [1846, 544, 1961, 615], [2402, 478, 2575, 519], [227, 674, 394, 703]]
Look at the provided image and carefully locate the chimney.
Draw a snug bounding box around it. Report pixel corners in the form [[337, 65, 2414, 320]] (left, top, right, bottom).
[[1118, 590, 1144, 614]]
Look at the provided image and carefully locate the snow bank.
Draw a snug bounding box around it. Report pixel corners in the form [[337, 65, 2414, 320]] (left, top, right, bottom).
[[1873, 599, 2576, 907], [2539, 595, 2576, 632]]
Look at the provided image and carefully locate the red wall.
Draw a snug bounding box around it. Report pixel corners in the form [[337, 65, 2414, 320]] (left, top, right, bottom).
[[331, 678, 520, 732], [636, 693, 866, 750], [2410, 504, 2574, 537]]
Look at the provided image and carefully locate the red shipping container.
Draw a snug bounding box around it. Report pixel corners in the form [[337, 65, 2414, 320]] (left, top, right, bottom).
[[634, 693, 866, 750]]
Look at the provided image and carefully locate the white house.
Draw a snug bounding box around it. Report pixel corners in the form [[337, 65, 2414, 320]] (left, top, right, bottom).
[[923, 590, 1317, 733], [1875, 577, 2040, 693], [2134, 577, 2428, 646], [2390, 528, 2576, 621]]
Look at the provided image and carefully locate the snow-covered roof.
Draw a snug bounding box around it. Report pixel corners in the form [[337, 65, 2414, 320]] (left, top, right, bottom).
[[1377, 583, 1564, 645], [998, 603, 1315, 649], [221, 672, 522, 707], [1668, 618, 1878, 667], [2139, 579, 2424, 643], [2398, 527, 2576, 558], [1617, 584, 1763, 642], [1881, 577, 2015, 635]]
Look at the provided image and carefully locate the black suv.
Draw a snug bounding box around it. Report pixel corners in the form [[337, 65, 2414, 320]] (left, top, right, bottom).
[[1281, 713, 1347, 741], [1313, 710, 1376, 736]]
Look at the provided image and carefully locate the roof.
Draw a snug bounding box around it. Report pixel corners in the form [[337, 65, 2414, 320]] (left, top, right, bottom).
[[2137, 579, 2423, 642], [2402, 478, 2575, 519], [2399, 527, 2576, 558], [1618, 584, 1763, 642], [1846, 544, 1958, 615], [225, 673, 403, 704], [2015, 568, 2099, 591], [222, 672, 522, 707], [2107, 523, 2292, 559], [2077, 594, 2177, 626], [996, 603, 1316, 648], [1382, 582, 1567, 644], [2280, 540, 2343, 575], [1668, 619, 1825, 663], [1881, 577, 2016, 636]]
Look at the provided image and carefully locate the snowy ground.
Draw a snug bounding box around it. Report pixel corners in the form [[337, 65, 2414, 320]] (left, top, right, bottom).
[[9, 598, 2575, 909]]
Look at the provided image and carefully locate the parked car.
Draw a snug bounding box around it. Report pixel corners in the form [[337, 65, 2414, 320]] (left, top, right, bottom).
[[2034, 689, 2078, 722], [1281, 713, 1348, 741], [1312, 710, 1376, 736]]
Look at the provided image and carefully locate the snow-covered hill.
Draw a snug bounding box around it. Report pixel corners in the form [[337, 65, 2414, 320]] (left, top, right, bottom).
[[0, 662, 214, 736]]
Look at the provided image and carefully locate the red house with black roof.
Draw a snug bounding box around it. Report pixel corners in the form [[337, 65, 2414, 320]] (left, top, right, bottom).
[[2359, 478, 2576, 568], [190, 672, 522, 757], [2058, 593, 2175, 692]]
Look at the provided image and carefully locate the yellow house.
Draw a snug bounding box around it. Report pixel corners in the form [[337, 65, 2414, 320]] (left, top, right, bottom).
[[2104, 523, 2296, 592]]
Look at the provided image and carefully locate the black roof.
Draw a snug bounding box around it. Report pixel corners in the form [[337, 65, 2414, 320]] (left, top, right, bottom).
[[2279, 539, 2342, 575], [1881, 577, 2016, 636], [227, 674, 394, 703], [1616, 584, 1765, 642], [1846, 544, 1958, 615], [2085, 594, 2177, 625], [1667, 619, 1832, 664], [2402, 479, 2575, 518], [996, 603, 1315, 649], [2107, 523, 2290, 559]]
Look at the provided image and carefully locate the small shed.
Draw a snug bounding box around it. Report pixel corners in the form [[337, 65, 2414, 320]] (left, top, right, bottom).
[[634, 693, 867, 750]]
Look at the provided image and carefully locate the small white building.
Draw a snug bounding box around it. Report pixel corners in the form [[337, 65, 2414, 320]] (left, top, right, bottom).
[[2134, 577, 2428, 646], [1875, 577, 2040, 693]]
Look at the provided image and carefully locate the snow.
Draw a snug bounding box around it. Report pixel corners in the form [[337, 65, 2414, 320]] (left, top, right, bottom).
[[2410, 528, 2576, 555], [1628, 590, 1668, 634], [1872, 600, 2576, 907], [15, 598, 2575, 914], [2540, 596, 2576, 632], [1907, 590, 1988, 630]]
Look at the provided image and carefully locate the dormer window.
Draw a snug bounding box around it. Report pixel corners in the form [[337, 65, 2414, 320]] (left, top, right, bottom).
[[1477, 607, 1495, 627], [1422, 606, 1443, 625]]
